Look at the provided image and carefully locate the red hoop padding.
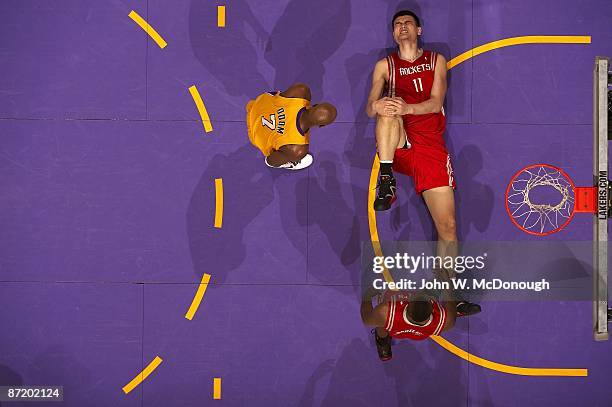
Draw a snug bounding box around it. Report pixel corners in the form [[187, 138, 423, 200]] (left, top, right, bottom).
[[574, 186, 597, 213], [505, 163, 577, 236]]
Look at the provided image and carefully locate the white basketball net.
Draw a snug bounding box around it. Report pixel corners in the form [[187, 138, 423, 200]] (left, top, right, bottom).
[[507, 165, 575, 234]]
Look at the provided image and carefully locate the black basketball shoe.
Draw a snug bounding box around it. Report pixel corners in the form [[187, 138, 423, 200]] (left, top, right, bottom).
[[372, 329, 392, 361], [373, 175, 397, 211], [456, 301, 482, 317]]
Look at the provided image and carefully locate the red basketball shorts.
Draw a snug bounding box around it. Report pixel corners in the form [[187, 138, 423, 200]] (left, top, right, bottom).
[[392, 145, 456, 194]]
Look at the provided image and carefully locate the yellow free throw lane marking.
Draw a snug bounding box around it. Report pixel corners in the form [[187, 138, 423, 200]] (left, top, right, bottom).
[[369, 34, 590, 374], [185, 273, 212, 320], [367, 156, 395, 287], [430, 336, 588, 376], [213, 377, 222, 399], [447, 35, 590, 69], [217, 6, 226, 27], [122, 356, 163, 394], [188, 85, 214, 133], [128, 10, 167, 49], [214, 178, 223, 228]]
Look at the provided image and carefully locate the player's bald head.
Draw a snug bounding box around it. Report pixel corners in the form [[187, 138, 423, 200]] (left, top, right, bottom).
[[310, 103, 337, 127]]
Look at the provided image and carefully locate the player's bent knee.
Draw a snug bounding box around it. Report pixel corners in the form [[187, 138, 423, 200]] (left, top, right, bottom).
[[376, 115, 401, 134]]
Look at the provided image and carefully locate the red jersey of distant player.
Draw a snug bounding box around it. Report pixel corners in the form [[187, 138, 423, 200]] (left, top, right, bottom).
[[382, 291, 447, 340], [386, 50, 447, 152]]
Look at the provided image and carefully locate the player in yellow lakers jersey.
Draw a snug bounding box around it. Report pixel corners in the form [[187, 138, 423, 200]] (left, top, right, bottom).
[[246, 83, 337, 170]]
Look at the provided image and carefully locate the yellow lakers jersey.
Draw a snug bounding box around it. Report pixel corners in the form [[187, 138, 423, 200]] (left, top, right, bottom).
[[246, 92, 310, 156]]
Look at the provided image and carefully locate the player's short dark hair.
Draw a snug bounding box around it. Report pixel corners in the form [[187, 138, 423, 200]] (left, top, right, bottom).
[[391, 10, 421, 28], [407, 299, 433, 324]]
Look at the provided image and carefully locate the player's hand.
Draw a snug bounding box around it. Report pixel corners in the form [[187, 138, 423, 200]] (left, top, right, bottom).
[[373, 98, 396, 117], [386, 97, 414, 115]]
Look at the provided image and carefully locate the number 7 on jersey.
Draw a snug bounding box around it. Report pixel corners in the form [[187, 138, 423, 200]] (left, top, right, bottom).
[[261, 114, 276, 130]]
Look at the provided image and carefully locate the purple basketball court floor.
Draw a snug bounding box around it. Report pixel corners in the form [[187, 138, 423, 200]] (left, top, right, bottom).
[[2, 0, 612, 406]]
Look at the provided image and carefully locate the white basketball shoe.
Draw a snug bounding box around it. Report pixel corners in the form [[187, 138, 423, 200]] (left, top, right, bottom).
[[265, 153, 313, 170]]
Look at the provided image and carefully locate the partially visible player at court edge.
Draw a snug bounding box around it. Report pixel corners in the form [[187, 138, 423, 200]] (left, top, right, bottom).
[[361, 267, 480, 361], [246, 83, 337, 170], [361, 289, 454, 361], [363, 10, 481, 360]]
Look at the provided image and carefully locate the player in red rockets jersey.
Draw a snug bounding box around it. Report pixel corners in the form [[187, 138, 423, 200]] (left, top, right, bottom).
[[361, 285, 480, 361], [363, 9, 481, 360], [361, 289, 453, 361], [365, 9, 463, 307], [380, 291, 449, 340], [386, 50, 448, 154], [366, 10, 454, 209]]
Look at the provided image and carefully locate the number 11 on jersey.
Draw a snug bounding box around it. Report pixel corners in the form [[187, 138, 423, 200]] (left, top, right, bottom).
[[412, 78, 423, 92]]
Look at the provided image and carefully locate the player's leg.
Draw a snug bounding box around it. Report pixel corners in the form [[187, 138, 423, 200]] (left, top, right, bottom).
[[422, 186, 481, 316], [362, 291, 393, 360], [376, 114, 402, 161], [396, 117, 409, 149], [423, 186, 459, 301], [372, 327, 392, 361], [422, 186, 458, 259], [374, 115, 403, 211]]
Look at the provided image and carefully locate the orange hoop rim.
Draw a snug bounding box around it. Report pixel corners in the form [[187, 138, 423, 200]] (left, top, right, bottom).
[[505, 163, 577, 236]]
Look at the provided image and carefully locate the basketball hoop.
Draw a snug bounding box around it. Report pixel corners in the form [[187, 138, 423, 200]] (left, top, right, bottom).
[[505, 164, 596, 236]]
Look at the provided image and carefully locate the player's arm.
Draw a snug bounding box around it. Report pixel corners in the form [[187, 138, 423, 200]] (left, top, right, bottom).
[[281, 83, 311, 101], [440, 300, 457, 332], [360, 299, 388, 327], [388, 53, 448, 116], [366, 59, 394, 118]]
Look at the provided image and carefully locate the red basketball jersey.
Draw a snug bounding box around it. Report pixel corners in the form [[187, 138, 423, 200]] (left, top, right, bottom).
[[383, 292, 447, 340], [386, 50, 447, 150]]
